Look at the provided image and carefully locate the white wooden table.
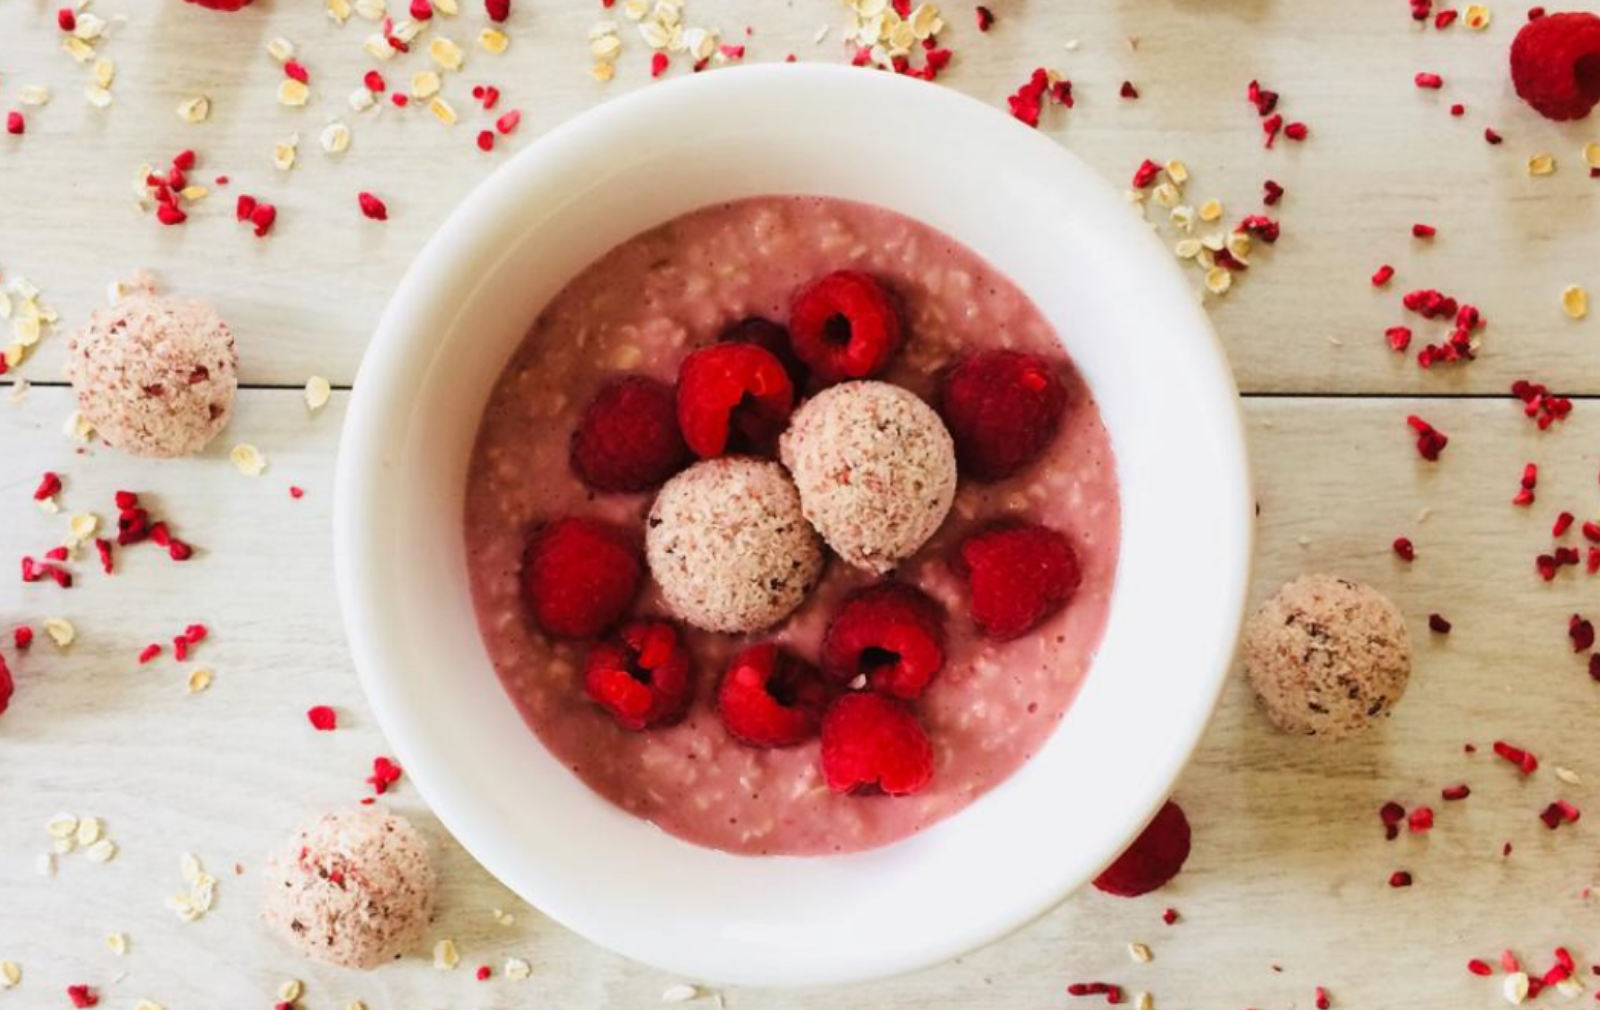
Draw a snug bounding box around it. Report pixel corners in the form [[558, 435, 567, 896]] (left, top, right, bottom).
[[3, 2, 1599, 1007]]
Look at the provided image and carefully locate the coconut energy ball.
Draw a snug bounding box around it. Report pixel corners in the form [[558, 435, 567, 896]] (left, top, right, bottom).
[[1242, 574, 1412, 740], [65, 287, 237, 458], [261, 807, 436, 969], [647, 457, 824, 634], [780, 381, 957, 574]]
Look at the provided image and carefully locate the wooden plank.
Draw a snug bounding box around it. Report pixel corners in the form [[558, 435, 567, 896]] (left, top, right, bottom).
[[1, 0, 1596, 393], [2, 387, 1597, 1007]]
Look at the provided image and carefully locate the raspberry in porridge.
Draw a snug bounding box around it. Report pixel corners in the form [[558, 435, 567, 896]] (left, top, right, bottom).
[[464, 195, 1119, 856]]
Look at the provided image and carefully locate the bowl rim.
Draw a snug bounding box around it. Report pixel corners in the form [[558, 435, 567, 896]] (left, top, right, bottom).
[[336, 62, 1254, 987]]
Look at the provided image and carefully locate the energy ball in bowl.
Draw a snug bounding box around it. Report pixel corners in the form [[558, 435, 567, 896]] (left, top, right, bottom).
[[261, 807, 436, 969], [66, 287, 237, 458], [779, 381, 957, 574], [1242, 574, 1411, 740], [646, 457, 824, 634]]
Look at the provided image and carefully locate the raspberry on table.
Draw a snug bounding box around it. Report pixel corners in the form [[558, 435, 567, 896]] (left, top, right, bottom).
[[569, 376, 688, 493], [675, 343, 795, 458], [717, 642, 830, 747], [787, 270, 905, 385], [951, 521, 1082, 640], [521, 517, 642, 639], [819, 693, 935, 796], [584, 620, 694, 730], [937, 350, 1068, 483], [822, 582, 946, 701], [1093, 800, 1193, 897], [181, 0, 256, 8], [1510, 12, 1600, 121]]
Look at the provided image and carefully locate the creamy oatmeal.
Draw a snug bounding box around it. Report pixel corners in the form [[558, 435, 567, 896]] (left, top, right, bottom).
[[464, 196, 1120, 856]]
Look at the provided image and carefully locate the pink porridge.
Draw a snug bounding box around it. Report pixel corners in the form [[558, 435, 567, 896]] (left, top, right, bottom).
[[464, 195, 1120, 856]]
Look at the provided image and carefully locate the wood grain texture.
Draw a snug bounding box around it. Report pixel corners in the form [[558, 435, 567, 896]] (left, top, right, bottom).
[[3, 388, 1598, 1008], [2, 0, 1598, 392]]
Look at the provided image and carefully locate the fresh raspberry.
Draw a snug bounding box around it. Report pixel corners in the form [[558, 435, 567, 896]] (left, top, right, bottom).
[[787, 270, 904, 385], [181, 0, 255, 9], [521, 518, 642, 639], [719, 316, 809, 391], [1093, 800, 1192, 897], [676, 343, 794, 458], [1510, 12, 1600, 121], [570, 376, 688, 493], [822, 583, 946, 700], [951, 521, 1082, 641], [717, 642, 830, 747], [937, 351, 1067, 482], [584, 620, 694, 730], [819, 693, 935, 796], [0, 651, 12, 718]]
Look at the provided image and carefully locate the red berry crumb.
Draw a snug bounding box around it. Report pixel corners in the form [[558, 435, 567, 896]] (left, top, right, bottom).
[[475, 965, 491, 981], [1413, 223, 1437, 238], [570, 376, 688, 493], [1468, 959, 1494, 976], [584, 619, 694, 731], [1493, 739, 1539, 774], [307, 705, 338, 731], [1510, 12, 1600, 121], [975, 5, 994, 31], [787, 270, 904, 385], [5, 112, 23, 136], [953, 521, 1082, 640], [822, 582, 946, 700], [1162, 907, 1179, 925], [1429, 613, 1452, 634], [717, 642, 829, 747], [358, 191, 389, 221], [1315, 986, 1332, 1010], [1416, 71, 1445, 89], [67, 985, 99, 1008], [820, 693, 934, 796], [1570, 613, 1595, 652], [486, 0, 511, 21], [367, 755, 402, 794], [1093, 800, 1192, 897], [675, 343, 794, 458], [521, 518, 642, 639], [1406, 415, 1448, 461], [1393, 536, 1415, 561], [937, 350, 1068, 482], [1408, 806, 1434, 832], [1120, 80, 1140, 99], [1389, 870, 1413, 888]]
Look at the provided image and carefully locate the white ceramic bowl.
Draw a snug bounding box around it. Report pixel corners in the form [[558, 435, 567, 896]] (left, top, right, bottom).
[[336, 64, 1252, 988]]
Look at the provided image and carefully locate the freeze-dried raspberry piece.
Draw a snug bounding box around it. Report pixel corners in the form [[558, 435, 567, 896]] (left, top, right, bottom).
[[937, 350, 1067, 482], [585, 620, 694, 731], [952, 521, 1082, 640], [521, 518, 642, 639], [570, 376, 688, 493], [1510, 12, 1600, 121], [787, 271, 904, 385], [676, 343, 794, 458], [820, 693, 934, 796], [822, 583, 946, 700], [1093, 800, 1192, 897], [717, 642, 829, 746]]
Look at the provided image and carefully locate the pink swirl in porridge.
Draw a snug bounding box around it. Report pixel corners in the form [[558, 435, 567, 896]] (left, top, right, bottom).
[[464, 196, 1119, 856]]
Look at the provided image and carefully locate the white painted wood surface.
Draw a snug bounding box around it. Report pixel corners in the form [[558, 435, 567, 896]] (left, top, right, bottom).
[[3, 1, 1599, 1007]]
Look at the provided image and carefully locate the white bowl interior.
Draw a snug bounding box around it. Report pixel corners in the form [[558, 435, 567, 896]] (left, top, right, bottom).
[[337, 65, 1252, 987]]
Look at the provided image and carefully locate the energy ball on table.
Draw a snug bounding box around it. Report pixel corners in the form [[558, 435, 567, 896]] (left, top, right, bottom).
[[779, 381, 957, 574], [647, 457, 824, 634], [1242, 574, 1412, 740], [261, 807, 436, 969], [65, 286, 237, 458]]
